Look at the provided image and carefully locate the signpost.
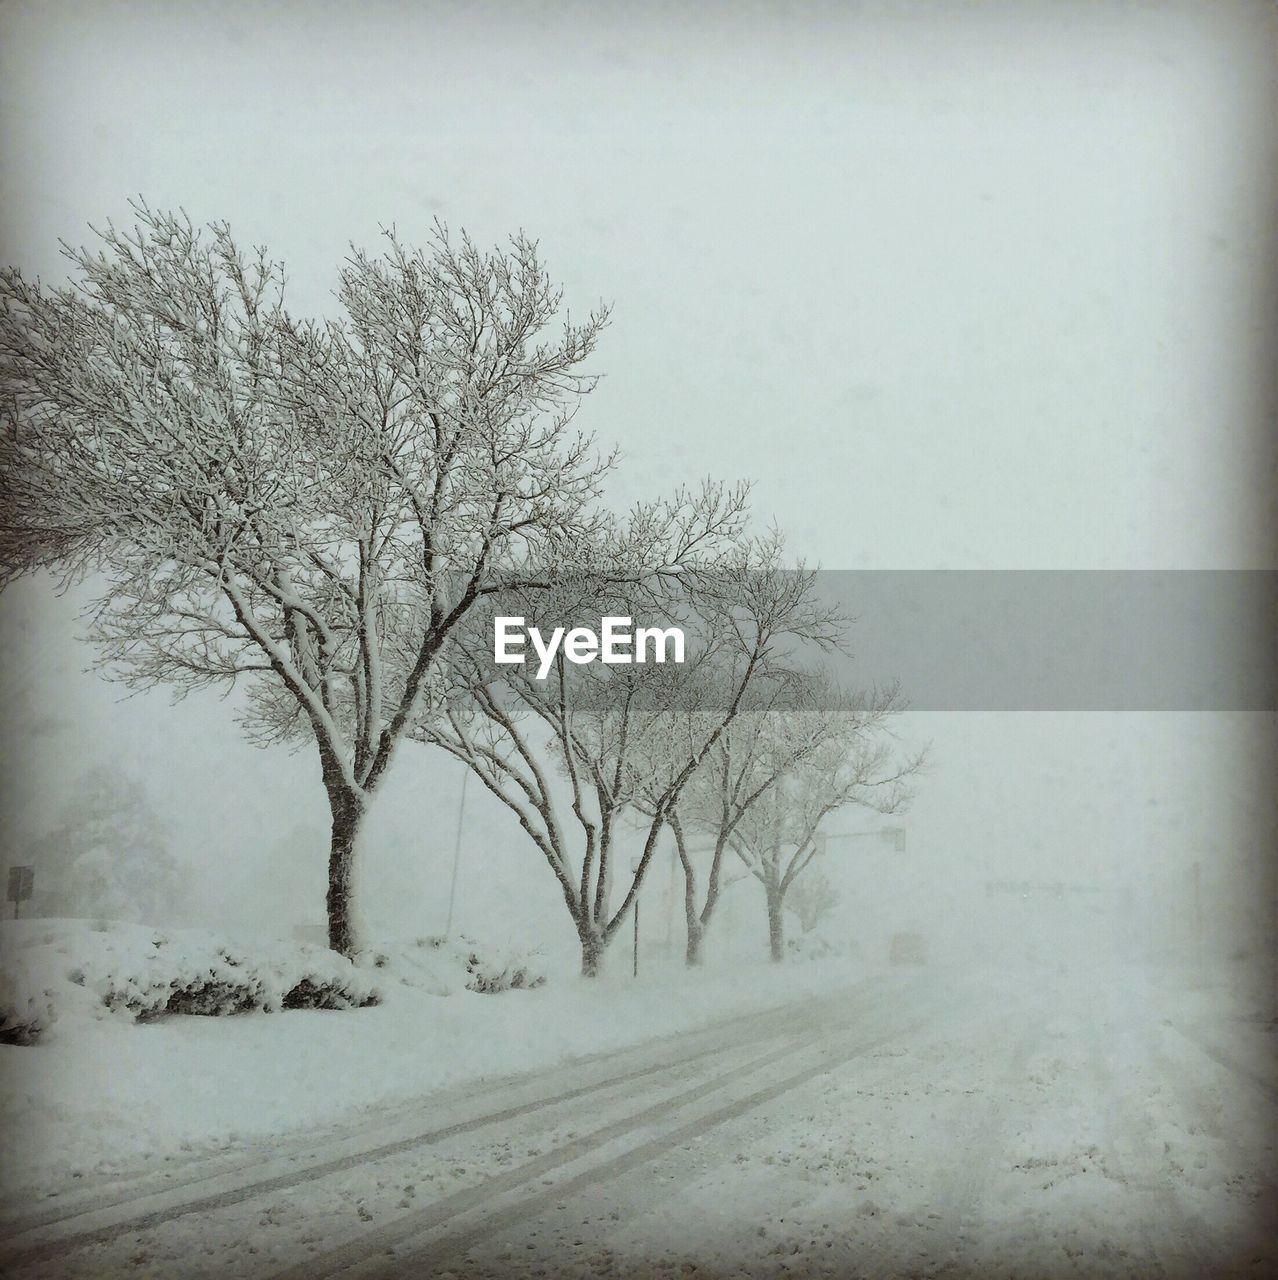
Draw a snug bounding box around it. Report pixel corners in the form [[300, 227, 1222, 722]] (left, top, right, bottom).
[[7, 866, 34, 919], [824, 826, 907, 853], [882, 826, 907, 853]]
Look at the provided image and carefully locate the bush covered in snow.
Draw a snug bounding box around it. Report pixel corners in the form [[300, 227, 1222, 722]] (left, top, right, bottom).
[[462, 945, 547, 994], [1, 961, 57, 1046], [785, 931, 848, 964], [358, 934, 546, 996], [0, 920, 380, 1041], [0, 921, 548, 1048], [280, 973, 383, 1010]]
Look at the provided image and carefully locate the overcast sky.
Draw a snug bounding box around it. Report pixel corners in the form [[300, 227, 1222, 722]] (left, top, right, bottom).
[[1, 1, 1274, 956]]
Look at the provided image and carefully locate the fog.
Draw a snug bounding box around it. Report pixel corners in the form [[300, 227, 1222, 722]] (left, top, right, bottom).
[[0, 3, 1274, 1275], [4, 573, 1275, 1001], [2, 0, 1273, 970]]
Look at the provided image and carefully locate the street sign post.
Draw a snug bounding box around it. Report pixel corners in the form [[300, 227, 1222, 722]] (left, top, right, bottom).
[[7, 865, 34, 919]]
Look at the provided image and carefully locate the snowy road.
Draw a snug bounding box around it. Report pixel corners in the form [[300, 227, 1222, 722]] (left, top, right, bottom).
[[1, 969, 1273, 1279]]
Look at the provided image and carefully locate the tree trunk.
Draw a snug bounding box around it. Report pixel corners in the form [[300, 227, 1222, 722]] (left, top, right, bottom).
[[766, 882, 785, 963], [579, 923, 606, 978], [670, 814, 704, 968], [685, 917, 704, 967], [682, 856, 705, 966], [326, 790, 366, 958]]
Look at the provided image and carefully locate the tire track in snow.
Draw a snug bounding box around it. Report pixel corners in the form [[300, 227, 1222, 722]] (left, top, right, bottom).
[[896, 1012, 1045, 1277], [1142, 1020, 1278, 1269], [1169, 1021, 1278, 1106], [1146, 1021, 1278, 1192], [1085, 1021, 1218, 1280], [0, 983, 866, 1239], [269, 1003, 943, 1279], [0, 984, 885, 1272], [482, 993, 1047, 1280]]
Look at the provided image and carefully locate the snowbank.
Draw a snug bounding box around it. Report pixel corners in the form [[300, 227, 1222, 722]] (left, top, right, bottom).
[[0, 918, 860, 1199]]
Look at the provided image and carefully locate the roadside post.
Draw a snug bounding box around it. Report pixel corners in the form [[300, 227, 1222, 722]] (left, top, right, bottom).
[[7, 866, 34, 920], [444, 765, 468, 938], [631, 855, 641, 978], [1191, 860, 1203, 979]]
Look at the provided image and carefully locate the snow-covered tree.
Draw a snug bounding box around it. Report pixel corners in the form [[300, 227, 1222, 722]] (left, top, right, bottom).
[[31, 767, 184, 923], [720, 691, 921, 962], [664, 675, 916, 965], [784, 865, 839, 936], [0, 204, 626, 955], [416, 531, 833, 976]]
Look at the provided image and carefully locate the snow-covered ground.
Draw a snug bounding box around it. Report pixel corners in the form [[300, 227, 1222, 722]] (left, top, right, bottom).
[[0, 918, 860, 1202], [1, 932, 1274, 1279]]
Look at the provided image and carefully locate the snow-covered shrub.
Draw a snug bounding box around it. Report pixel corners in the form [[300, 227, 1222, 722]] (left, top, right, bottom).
[[98, 942, 270, 1020], [0, 965, 57, 1045], [785, 932, 840, 963], [358, 935, 546, 996], [463, 949, 546, 994], [281, 975, 380, 1010], [443, 935, 546, 994], [226, 940, 380, 1012], [0, 920, 381, 1040], [156, 975, 266, 1018]]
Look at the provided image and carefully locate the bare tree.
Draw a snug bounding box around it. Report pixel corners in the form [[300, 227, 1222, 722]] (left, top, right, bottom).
[[416, 533, 835, 976], [721, 690, 922, 962], [30, 767, 185, 923], [0, 203, 624, 954], [785, 866, 840, 936], [658, 674, 849, 967]]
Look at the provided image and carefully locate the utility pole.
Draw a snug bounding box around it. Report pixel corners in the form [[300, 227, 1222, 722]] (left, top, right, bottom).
[[631, 855, 642, 977], [1191, 860, 1203, 979], [444, 766, 468, 938]]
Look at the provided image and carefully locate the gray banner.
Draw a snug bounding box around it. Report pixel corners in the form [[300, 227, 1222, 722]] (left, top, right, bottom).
[[810, 571, 1276, 711]]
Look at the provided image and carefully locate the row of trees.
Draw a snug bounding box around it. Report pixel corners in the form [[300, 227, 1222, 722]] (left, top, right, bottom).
[[422, 557, 918, 973], [0, 204, 921, 974]]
